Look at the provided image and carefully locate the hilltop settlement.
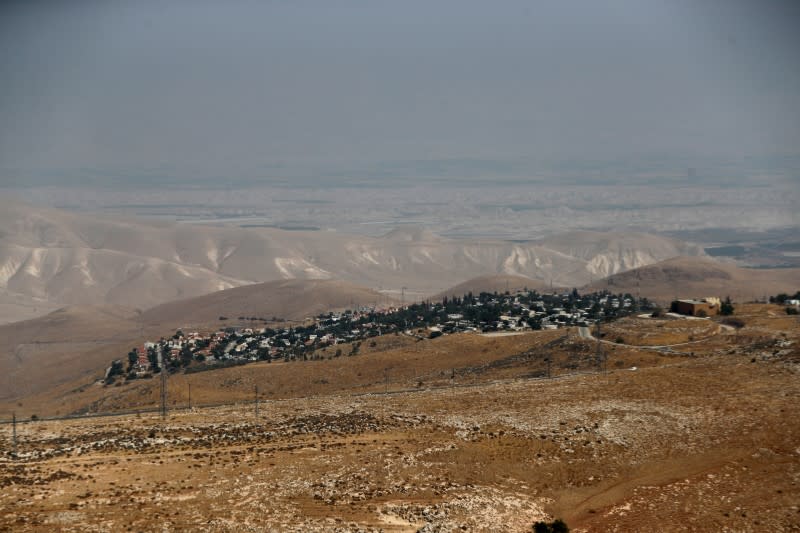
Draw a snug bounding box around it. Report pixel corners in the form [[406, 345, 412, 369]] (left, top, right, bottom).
[[108, 289, 656, 383]]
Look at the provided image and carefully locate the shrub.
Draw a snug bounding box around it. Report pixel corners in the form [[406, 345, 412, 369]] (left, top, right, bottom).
[[786, 307, 799, 315], [721, 317, 745, 329], [532, 519, 569, 533]]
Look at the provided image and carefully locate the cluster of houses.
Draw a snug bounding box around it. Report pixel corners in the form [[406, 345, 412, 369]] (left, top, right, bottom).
[[114, 289, 652, 380]]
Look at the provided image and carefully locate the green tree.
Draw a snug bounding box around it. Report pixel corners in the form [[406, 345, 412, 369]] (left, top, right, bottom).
[[720, 296, 734, 316], [179, 345, 193, 367]]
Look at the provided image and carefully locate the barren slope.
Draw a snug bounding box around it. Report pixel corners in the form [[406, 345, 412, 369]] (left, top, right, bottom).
[[139, 279, 390, 329], [0, 305, 156, 402], [584, 256, 800, 302], [433, 274, 549, 300]]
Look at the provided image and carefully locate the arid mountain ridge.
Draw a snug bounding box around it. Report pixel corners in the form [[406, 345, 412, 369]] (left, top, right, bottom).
[[0, 200, 705, 323]]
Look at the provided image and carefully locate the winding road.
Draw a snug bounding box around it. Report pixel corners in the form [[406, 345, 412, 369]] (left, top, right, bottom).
[[578, 322, 732, 353]]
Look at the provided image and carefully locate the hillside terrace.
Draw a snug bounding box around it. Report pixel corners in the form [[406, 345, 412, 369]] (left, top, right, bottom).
[[108, 289, 656, 383]]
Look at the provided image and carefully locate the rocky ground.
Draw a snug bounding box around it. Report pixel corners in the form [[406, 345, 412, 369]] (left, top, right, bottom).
[[1, 305, 799, 532]]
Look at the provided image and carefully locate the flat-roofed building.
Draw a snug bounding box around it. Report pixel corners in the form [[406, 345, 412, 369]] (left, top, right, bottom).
[[674, 298, 719, 317]]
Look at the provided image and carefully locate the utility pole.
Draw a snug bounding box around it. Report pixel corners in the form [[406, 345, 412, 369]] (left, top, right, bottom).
[[596, 319, 605, 373], [12, 412, 17, 457], [545, 357, 552, 379], [401, 287, 407, 307], [254, 385, 259, 418], [188, 382, 191, 410], [160, 365, 168, 419]]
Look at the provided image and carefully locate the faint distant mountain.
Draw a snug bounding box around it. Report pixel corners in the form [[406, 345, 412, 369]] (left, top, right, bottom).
[[0, 200, 706, 323], [583, 256, 800, 302], [380, 226, 441, 242]]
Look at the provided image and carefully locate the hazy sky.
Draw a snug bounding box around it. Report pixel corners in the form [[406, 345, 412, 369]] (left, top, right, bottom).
[[1, 0, 798, 185]]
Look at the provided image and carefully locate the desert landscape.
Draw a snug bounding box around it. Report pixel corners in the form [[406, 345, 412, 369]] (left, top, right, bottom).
[[1, 203, 797, 532], [2, 2, 799, 531], [1, 303, 799, 532], [0, 198, 715, 325]]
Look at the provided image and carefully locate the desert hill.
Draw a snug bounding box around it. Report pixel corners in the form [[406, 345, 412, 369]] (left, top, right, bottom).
[[433, 274, 549, 300], [584, 256, 800, 302], [0, 200, 707, 323], [0, 305, 158, 402], [139, 279, 390, 329], [0, 278, 392, 402]]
